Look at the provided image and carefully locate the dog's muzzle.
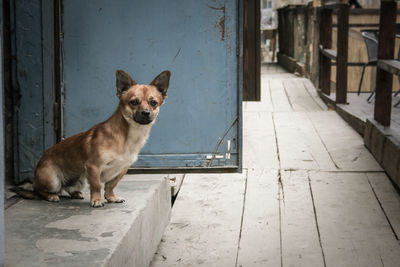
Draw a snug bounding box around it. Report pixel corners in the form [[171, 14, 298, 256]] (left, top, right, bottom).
[[134, 110, 153, 125]]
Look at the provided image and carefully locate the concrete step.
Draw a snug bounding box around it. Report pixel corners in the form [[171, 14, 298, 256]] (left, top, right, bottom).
[[5, 174, 171, 267]]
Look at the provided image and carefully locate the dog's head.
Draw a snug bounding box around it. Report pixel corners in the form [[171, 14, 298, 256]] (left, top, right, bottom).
[[116, 69, 170, 125]]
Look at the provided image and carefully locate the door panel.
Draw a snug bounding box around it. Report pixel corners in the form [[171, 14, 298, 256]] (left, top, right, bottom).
[[12, 0, 55, 182], [62, 0, 241, 169]]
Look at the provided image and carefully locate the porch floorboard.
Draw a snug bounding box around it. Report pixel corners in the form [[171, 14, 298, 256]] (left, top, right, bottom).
[[151, 64, 400, 267]]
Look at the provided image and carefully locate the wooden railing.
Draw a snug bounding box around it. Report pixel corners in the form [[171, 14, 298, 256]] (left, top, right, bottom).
[[374, 0, 398, 126], [318, 2, 349, 104], [318, 0, 399, 127]]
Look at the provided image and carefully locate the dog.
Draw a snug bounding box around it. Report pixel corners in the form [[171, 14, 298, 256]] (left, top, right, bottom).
[[13, 69, 170, 207]]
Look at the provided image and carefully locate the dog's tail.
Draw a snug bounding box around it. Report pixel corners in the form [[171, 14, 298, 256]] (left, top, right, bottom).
[[10, 183, 42, 200]]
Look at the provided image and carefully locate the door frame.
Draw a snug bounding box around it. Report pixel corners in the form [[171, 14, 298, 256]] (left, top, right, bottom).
[[243, 0, 261, 101]]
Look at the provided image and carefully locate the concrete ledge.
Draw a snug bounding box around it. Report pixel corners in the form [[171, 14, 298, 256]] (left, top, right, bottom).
[[5, 175, 171, 267]]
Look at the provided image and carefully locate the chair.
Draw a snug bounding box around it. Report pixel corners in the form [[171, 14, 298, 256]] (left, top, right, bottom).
[[394, 50, 400, 107], [394, 91, 400, 107], [357, 30, 378, 103]]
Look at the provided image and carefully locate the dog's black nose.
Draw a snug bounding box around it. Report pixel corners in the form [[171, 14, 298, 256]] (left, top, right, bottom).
[[141, 110, 151, 117]]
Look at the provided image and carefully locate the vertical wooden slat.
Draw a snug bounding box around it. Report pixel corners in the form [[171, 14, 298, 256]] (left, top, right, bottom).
[[318, 9, 332, 95], [243, 0, 260, 101], [336, 4, 349, 104], [374, 0, 397, 126]]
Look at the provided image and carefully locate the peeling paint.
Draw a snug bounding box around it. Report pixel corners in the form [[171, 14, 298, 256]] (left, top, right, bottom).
[[208, 5, 226, 41]]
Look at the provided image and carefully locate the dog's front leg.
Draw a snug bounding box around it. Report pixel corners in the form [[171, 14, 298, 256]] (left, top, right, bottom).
[[105, 168, 128, 203], [86, 164, 104, 207]]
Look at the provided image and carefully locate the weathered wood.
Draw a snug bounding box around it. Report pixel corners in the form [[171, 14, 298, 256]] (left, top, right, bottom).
[[306, 111, 382, 172], [377, 59, 400, 76], [374, 0, 397, 126], [273, 112, 338, 171], [283, 79, 325, 111], [243, 0, 260, 101], [335, 4, 349, 104], [367, 172, 400, 238], [152, 64, 400, 266], [302, 78, 329, 110], [319, 45, 337, 60], [237, 168, 281, 266], [269, 79, 293, 112], [151, 173, 246, 266], [281, 170, 325, 266], [311, 171, 400, 267], [319, 9, 332, 95], [243, 111, 279, 169]]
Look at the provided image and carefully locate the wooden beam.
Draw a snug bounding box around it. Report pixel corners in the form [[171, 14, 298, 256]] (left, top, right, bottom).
[[319, 45, 337, 60], [377, 59, 400, 76], [319, 9, 332, 95], [335, 4, 349, 104], [243, 0, 261, 101], [374, 0, 397, 126]]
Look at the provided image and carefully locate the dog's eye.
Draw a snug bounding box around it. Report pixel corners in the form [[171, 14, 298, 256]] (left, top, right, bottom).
[[150, 99, 158, 107], [130, 99, 140, 106]]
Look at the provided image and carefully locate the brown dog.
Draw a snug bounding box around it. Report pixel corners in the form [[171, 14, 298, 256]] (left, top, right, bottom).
[[14, 70, 170, 207]]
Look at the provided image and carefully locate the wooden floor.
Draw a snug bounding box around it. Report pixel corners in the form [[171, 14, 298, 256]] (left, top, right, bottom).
[[151, 64, 400, 267]]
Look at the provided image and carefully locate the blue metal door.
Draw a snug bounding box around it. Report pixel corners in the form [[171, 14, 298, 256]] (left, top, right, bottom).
[[62, 0, 241, 170]]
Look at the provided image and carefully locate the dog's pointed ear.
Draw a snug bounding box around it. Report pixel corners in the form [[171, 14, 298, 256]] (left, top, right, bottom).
[[150, 70, 171, 98], [116, 70, 137, 97]]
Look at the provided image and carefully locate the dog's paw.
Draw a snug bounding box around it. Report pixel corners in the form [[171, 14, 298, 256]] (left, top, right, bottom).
[[90, 199, 104, 208], [70, 191, 84, 199], [106, 196, 125, 203], [47, 194, 60, 202]]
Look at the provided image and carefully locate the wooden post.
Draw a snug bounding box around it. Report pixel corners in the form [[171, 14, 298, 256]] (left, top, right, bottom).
[[335, 4, 349, 104], [374, 0, 396, 126], [243, 0, 261, 101], [318, 9, 332, 95]]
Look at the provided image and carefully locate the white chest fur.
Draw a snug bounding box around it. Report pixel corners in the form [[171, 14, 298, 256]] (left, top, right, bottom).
[[100, 124, 151, 183]]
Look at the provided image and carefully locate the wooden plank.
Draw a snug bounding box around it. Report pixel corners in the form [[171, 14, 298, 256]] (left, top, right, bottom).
[[335, 4, 349, 104], [237, 168, 281, 266], [269, 79, 293, 112], [282, 79, 324, 111], [281, 170, 325, 266], [367, 172, 400, 238], [378, 59, 400, 76], [318, 3, 346, 10], [151, 173, 246, 266], [319, 9, 332, 95], [302, 79, 328, 110], [319, 46, 337, 60], [274, 112, 338, 171], [374, 0, 397, 126], [243, 111, 279, 169], [306, 111, 382, 171], [310, 171, 400, 267]]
